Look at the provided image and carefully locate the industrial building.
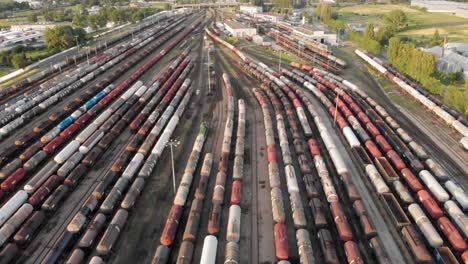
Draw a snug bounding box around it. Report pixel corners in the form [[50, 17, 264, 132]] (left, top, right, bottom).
[[254, 13, 284, 23], [0, 30, 43, 51], [423, 43, 468, 79], [10, 22, 70, 32], [224, 20, 257, 38], [239, 5, 263, 15]]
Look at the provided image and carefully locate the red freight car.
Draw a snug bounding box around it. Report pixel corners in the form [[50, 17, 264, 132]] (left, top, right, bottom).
[[274, 223, 289, 260], [344, 241, 364, 264], [330, 202, 353, 242], [160, 205, 183, 246], [438, 217, 467, 252], [417, 190, 443, 220], [230, 181, 242, 205]]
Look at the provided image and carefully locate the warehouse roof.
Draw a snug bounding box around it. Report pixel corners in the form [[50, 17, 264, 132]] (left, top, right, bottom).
[[224, 20, 254, 30]]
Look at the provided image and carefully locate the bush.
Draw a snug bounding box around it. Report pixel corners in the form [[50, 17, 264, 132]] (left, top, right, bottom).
[[348, 31, 382, 54], [44, 26, 87, 51], [11, 53, 27, 69]]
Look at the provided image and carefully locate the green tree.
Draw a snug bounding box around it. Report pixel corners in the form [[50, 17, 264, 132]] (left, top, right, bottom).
[[130, 10, 144, 23], [431, 29, 443, 47], [110, 9, 123, 23], [444, 85, 464, 112], [387, 37, 401, 64], [72, 15, 87, 27], [364, 23, 375, 40], [383, 10, 407, 31], [44, 26, 86, 50], [27, 13, 38, 23], [11, 53, 27, 69], [87, 13, 107, 30], [316, 3, 333, 21]]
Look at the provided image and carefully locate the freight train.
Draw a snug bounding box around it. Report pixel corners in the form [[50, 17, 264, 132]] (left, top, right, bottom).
[[206, 26, 467, 263], [0, 17, 188, 167], [0, 14, 202, 263], [206, 27, 370, 262], [0, 11, 172, 102], [286, 66, 468, 263], [354, 49, 468, 151]]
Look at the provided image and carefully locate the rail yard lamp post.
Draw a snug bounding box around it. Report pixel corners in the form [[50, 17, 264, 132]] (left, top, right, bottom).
[[75, 36, 79, 52], [207, 47, 211, 93], [166, 139, 180, 194], [279, 51, 282, 73]]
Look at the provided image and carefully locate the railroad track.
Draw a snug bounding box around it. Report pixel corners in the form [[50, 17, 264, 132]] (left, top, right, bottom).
[[0, 18, 185, 203], [206, 26, 417, 263], [0, 18, 165, 106], [0, 18, 183, 166], [216, 36, 362, 263], [241, 49, 377, 262], [212, 45, 261, 263], [31, 42, 194, 263], [353, 60, 468, 186], [31, 135, 131, 263], [0, 14, 202, 264]]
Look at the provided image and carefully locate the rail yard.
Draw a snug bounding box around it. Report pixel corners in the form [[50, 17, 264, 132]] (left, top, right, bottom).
[[0, 8, 466, 264]]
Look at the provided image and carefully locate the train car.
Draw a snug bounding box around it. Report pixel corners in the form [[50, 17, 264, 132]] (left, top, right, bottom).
[[330, 202, 353, 242], [401, 225, 433, 263], [317, 229, 339, 264], [344, 241, 364, 264]]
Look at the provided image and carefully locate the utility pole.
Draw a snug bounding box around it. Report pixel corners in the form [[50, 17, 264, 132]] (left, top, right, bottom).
[[75, 36, 79, 52], [207, 47, 211, 93], [276, 25, 281, 72], [166, 139, 180, 194], [279, 50, 282, 73]]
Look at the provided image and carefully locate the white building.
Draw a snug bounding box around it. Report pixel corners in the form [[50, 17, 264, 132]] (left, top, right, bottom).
[[303, 30, 338, 46], [423, 43, 468, 79], [14, 0, 42, 9], [224, 20, 257, 38], [87, 6, 101, 15], [287, 24, 338, 46], [255, 13, 284, 23], [10, 22, 69, 32], [0, 30, 43, 51], [240, 5, 263, 15]]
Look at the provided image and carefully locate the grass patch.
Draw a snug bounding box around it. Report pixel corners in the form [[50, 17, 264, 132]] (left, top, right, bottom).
[[0, 68, 37, 87], [241, 41, 306, 66], [0, 17, 27, 28], [0, 68, 9, 78], [25, 48, 55, 61], [338, 4, 468, 42], [217, 46, 239, 77], [65, 4, 83, 12], [365, 64, 418, 110], [13, 9, 39, 17]]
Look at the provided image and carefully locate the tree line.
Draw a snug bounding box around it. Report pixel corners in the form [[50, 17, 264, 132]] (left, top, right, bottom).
[[0, 26, 86, 70], [388, 37, 468, 116], [315, 3, 345, 32], [0, 45, 53, 70], [0, 0, 30, 15], [72, 7, 159, 30], [350, 10, 407, 54], [388, 36, 442, 95]]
